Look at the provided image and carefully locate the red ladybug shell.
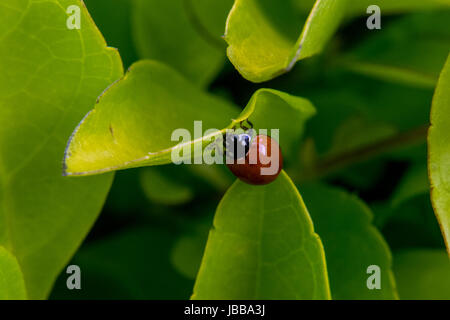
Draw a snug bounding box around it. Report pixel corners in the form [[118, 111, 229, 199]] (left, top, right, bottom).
[[226, 135, 283, 185]]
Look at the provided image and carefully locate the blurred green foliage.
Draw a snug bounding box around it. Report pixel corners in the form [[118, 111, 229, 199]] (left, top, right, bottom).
[[51, 0, 449, 299]]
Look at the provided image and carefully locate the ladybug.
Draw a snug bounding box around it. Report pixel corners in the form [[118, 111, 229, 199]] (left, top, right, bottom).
[[223, 124, 283, 185]]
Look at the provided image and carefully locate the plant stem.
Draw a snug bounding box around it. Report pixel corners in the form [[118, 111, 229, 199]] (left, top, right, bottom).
[[300, 124, 429, 181]]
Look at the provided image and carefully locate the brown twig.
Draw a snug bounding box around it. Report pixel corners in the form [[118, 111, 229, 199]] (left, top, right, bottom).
[[300, 124, 429, 181]]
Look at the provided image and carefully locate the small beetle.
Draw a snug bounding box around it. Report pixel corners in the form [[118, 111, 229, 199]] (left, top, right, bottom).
[[226, 134, 283, 185], [222, 120, 282, 185]]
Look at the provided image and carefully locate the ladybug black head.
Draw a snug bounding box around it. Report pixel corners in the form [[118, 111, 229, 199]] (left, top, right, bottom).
[[223, 129, 255, 161]]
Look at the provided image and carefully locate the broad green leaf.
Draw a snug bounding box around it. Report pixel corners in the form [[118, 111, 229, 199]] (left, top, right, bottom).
[[338, 12, 450, 88], [64, 60, 315, 176], [63, 60, 237, 175], [0, 0, 123, 298], [225, 0, 349, 82], [50, 227, 194, 299], [0, 246, 27, 300], [429, 54, 450, 254], [393, 249, 450, 299], [132, 0, 233, 86], [192, 171, 330, 300], [300, 184, 398, 299], [140, 166, 194, 206], [293, 0, 450, 16]]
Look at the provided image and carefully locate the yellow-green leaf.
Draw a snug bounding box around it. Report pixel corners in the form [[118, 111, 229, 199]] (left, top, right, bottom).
[[300, 184, 398, 299], [0, 246, 27, 300], [0, 0, 123, 298], [192, 171, 330, 299], [428, 54, 450, 254], [225, 0, 349, 82], [63, 60, 315, 176], [63, 60, 237, 175]]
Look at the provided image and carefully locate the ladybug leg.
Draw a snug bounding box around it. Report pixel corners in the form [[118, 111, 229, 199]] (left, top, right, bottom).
[[239, 121, 248, 131], [239, 119, 254, 131]]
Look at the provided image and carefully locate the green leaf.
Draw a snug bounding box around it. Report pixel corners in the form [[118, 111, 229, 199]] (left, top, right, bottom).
[[429, 54, 450, 255], [225, 0, 349, 82], [0, 0, 123, 298], [300, 184, 398, 299], [50, 227, 194, 299], [140, 166, 194, 206], [63, 60, 237, 175], [393, 249, 450, 299], [63, 60, 315, 176], [0, 246, 27, 299], [132, 0, 233, 86], [338, 12, 450, 88], [192, 171, 330, 299]]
